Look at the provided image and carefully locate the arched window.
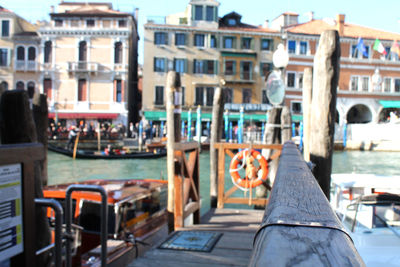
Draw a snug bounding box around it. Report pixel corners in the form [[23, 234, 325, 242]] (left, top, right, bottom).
[[0, 81, 8, 94], [79, 41, 87, 62], [27, 81, 35, 99], [28, 47, 36, 61], [16, 81, 24, 90], [43, 79, 52, 99], [44, 41, 52, 63], [114, 42, 122, 64], [17, 46, 25, 60]]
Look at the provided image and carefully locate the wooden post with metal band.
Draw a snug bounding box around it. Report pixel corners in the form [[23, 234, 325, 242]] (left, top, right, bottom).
[[166, 71, 181, 233]]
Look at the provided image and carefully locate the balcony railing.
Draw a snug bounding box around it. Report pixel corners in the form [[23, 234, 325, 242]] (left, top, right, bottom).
[[15, 60, 37, 71], [67, 62, 99, 73]]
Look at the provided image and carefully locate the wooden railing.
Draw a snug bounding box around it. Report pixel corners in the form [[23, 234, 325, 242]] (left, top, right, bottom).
[[214, 143, 283, 208], [249, 141, 364, 266], [173, 142, 200, 229]]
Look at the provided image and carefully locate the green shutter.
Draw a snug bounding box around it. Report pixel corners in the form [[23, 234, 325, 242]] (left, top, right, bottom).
[[153, 57, 156, 71], [240, 61, 243, 79], [214, 60, 218, 75], [184, 59, 188, 73], [223, 59, 226, 73], [270, 39, 274, 51], [233, 61, 236, 75], [191, 5, 195, 21], [214, 7, 218, 22], [165, 32, 169, 45], [7, 48, 11, 67], [233, 37, 237, 49], [251, 38, 254, 50], [164, 58, 168, 72], [203, 60, 207, 74]]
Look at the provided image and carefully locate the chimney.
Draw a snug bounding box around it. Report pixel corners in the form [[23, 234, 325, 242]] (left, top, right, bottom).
[[336, 14, 345, 35], [263, 20, 269, 29], [50, 5, 54, 13], [306, 11, 314, 21]]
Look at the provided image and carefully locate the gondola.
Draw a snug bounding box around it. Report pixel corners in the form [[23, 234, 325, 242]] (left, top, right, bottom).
[[48, 144, 167, 159]]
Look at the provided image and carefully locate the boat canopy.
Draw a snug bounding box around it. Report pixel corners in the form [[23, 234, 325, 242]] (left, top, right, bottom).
[[379, 100, 400, 109]]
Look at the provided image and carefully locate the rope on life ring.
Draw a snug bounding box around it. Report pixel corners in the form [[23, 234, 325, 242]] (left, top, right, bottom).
[[229, 149, 269, 191]]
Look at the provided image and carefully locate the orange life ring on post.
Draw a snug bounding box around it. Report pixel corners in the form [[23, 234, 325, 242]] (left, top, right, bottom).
[[229, 149, 269, 191]]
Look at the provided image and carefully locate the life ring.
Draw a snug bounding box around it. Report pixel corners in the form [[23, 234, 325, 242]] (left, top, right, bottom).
[[229, 149, 269, 191]]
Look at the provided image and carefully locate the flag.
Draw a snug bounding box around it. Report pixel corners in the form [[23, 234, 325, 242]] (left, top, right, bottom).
[[356, 37, 368, 57], [373, 38, 387, 55], [391, 40, 400, 56]]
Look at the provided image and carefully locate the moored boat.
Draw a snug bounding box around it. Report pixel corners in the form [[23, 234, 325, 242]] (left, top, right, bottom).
[[331, 174, 400, 266], [43, 179, 167, 266], [48, 144, 167, 159]]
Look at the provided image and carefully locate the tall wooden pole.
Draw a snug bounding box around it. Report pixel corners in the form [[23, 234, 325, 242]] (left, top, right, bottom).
[[209, 86, 225, 208], [32, 93, 48, 185], [302, 68, 313, 162], [166, 71, 181, 232], [310, 30, 340, 199], [0, 90, 52, 267], [280, 106, 292, 143]]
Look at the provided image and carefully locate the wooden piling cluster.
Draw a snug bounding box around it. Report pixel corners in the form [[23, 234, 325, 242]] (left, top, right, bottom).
[[249, 141, 364, 266]]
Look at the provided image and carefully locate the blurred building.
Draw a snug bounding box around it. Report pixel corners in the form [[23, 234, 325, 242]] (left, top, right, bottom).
[[38, 1, 139, 127], [142, 0, 281, 124]]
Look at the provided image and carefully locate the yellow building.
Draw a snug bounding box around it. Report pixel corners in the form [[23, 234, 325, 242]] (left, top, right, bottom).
[[0, 5, 38, 96], [38, 1, 139, 126], [142, 0, 281, 124]]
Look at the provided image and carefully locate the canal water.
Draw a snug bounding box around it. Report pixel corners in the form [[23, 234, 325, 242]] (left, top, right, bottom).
[[47, 150, 400, 215]]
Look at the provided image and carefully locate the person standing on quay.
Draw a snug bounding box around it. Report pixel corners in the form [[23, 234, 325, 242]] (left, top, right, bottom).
[[66, 126, 77, 150]]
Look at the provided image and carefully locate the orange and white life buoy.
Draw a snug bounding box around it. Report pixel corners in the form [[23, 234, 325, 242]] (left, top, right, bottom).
[[229, 149, 269, 191]]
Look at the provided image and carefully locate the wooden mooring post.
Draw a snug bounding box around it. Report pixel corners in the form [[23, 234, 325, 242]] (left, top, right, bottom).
[[249, 141, 364, 266]]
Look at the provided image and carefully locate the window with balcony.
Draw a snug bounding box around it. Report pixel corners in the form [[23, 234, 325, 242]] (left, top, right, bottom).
[[28, 47, 36, 61], [155, 86, 164, 105], [154, 32, 168, 45], [384, 77, 391, 92], [350, 76, 359, 91], [114, 79, 123, 102], [194, 34, 205, 47], [27, 81, 35, 99], [261, 39, 273, 51], [299, 41, 308, 55], [195, 87, 204, 105], [16, 81, 24, 90], [114, 42, 122, 64], [287, 72, 296, 88], [240, 61, 252, 80], [395, 79, 400, 92], [86, 19, 95, 27], [17, 46, 25, 61], [174, 58, 187, 73], [78, 41, 87, 70], [210, 35, 217, 48], [206, 60, 217, 74], [223, 36, 236, 49], [242, 88, 252, 103], [43, 79, 52, 100], [154, 57, 166, 72], [44, 41, 52, 63], [288, 40, 296, 54], [1, 20, 10, 37], [118, 20, 127, 28], [224, 60, 236, 75], [175, 33, 186, 46], [194, 5, 203, 20], [78, 79, 87, 101], [206, 87, 214, 106], [241, 38, 252, 50], [0, 48, 8, 66], [362, 77, 369, 92]]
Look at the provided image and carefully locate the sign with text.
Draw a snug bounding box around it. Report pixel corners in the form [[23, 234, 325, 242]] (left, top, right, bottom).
[[0, 164, 23, 261]]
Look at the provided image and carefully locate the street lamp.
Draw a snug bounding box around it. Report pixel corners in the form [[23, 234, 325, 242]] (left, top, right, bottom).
[[266, 44, 289, 106]]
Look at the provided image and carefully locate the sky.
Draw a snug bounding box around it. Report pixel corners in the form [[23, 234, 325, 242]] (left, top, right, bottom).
[[2, 0, 400, 64]]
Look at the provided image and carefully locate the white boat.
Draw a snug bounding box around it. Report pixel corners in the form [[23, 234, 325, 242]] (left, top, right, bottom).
[[331, 174, 400, 267]]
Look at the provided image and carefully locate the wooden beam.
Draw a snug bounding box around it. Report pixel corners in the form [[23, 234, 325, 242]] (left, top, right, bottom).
[[174, 141, 198, 151], [249, 142, 363, 266], [183, 202, 200, 220], [224, 198, 268, 206], [214, 143, 283, 150]]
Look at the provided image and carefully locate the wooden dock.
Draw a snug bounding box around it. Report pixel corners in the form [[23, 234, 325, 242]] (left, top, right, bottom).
[[129, 208, 264, 267]]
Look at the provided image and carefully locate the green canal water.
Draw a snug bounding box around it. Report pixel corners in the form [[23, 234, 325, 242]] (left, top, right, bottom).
[[47, 150, 400, 215]]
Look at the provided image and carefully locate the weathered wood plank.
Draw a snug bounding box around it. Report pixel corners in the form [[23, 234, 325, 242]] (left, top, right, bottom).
[[214, 143, 283, 150], [249, 141, 364, 266], [174, 141, 198, 151]]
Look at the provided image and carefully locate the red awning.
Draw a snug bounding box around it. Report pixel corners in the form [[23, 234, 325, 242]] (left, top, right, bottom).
[[48, 112, 119, 119]]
